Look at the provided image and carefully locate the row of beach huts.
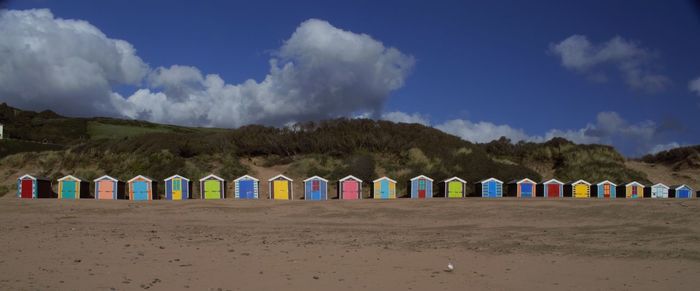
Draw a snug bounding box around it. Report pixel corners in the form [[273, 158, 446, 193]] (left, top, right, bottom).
[[16, 174, 697, 200]]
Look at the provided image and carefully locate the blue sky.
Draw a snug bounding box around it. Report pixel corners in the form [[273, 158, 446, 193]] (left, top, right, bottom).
[[2, 0, 700, 156]]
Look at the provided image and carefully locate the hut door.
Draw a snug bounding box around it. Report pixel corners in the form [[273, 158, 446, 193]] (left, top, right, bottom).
[[239, 180, 254, 199], [98, 181, 115, 200], [204, 180, 221, 199], [380, 180, 389, 199], [343, 181, 359, 200], [602, 184, 610, 198], [487, 181, 496, 198], [21, 179, 33, 198], [311, 180, 320, 200], [62, 181, 77, 199], [172, 179, 182, 200], [652, 187, 667, 198], [448, 182, 462, 198], [547, 184, 560, 198], [574, 184, 588, 198], [678, 189, 689, 198], [274, 180, 288, 200], [418, 179, 426, 198], [133, 181, 149, 200], [520, 183, 533, 198], [630, 186, 638, 198]]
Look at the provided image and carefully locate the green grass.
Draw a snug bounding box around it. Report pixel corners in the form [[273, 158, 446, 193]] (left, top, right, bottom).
[[0, 139, 64, 158], [87, 121, 175, 140]]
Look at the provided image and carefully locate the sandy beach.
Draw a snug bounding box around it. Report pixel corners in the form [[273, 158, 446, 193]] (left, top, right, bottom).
[[1, 197, 699, 290]]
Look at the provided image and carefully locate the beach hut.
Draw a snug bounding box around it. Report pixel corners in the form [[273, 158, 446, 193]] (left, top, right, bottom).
[[269, 174, 293, 200], [564, 180, 591, 198], [304, 176, 328, 200], [164, 175, 191, 200], [128, 175, 158, 201], [93, 175, 126, 200], [17, 174, 54, 199], [200, 174, 226, 200], [338, 175, 363, 200], [669, 185, 693, 199], [234, 175, 259, 199], [592, 180, 616, 199], [373, 177, 397, 199], [539, 179, 564, 198], [475, 178, 503, 198], [443, 177, 467, 198], [57, 175, 90, 199], [618, 181, 644, 199], [506, 178, 537, 198], [409, 175, 433, 199], [649, 183, 669, 198]]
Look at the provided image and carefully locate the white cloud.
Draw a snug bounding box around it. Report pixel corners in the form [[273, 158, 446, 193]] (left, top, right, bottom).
[[648, 142, 681, 154], [422, 111, 670, 156], [549, 35, 670, 93], [544, 111, 655, 144], [0, 10, 414, 127], [434, 119, 532, 143], [380, 111, 429, 125], [690, 76, 700, 96], [114, 19, 414, 127], [0, 9, 148, 117]]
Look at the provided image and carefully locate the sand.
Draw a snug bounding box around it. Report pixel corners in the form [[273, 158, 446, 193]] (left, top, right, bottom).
[[626, 160, 700, 190], [1, 197, 699, 290]]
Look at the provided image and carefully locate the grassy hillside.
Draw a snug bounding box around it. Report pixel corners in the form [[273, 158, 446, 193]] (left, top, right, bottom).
[[482, 137, 651, 184], [0, 103, 663, 197], [641, 145, 700, 171], [0, 102, 198, 145]]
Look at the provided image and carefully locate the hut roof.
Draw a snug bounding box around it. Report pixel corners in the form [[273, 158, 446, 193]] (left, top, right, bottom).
[[373, 176, 397, 183], [93, 175, 120, 182], [410, 175, 434, 182], [596, 180, 617, 186], [234, 175, 259, 182], [164, 174, 190, 182], [199, 174, 225, 182], [128, 175, 154, 183], [443, 177, 467, 183], [542, 178, 564, 185], [268, 174, 293, 182], [508, 178, 536, 184], [625, 181, 645, 187], [566, 179, 591, 186], [478, 177, 503, 184], [339, 175, 363, 183], [58, 175, 85, 182], [303, 176, 328, 182]]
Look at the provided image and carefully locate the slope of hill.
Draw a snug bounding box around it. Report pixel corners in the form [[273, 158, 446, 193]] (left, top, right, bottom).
[[641, 145, 700, 171], [0, 103, 683, 197], [482, 137, 651, 184]]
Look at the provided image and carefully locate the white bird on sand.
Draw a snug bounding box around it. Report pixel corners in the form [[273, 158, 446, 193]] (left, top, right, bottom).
[[446, 262, 454, 272]]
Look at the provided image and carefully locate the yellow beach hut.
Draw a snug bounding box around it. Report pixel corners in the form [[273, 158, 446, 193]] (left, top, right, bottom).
[[268, 174, 293, 200], [622, 181, 644, 199], [565, 180, 591, 198]]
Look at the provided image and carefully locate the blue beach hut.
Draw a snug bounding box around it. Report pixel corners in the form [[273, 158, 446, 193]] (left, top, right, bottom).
[[234, 175, 259, 199], [304, 176, 328, 200]]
